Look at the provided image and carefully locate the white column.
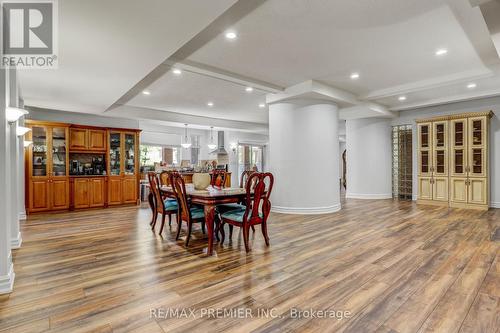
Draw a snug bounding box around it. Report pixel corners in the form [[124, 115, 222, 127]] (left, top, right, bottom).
[[0, 68, 15, 294], [18, 116, 26, 221], [345, 118, 392, 199], [269, 99, 340, 214]]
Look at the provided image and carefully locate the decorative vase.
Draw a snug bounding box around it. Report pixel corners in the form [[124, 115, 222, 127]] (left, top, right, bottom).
[[192, 173, 211, 190]]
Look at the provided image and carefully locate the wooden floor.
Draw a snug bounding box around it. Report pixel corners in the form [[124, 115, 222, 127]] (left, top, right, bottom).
[[0, 199, 498, 333]]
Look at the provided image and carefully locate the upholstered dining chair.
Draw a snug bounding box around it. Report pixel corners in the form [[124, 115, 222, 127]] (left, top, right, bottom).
[[219, 172, 274, 252], [148, 172, 179, 235], [171, 173, 206, 246]]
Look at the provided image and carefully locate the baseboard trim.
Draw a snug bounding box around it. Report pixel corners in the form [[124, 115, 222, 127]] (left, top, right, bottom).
[[345, 193, 393, 200], [11, 232, 22, 249], [18, 211, 27, 220], [272, 203, 341, 215], [490, 202, 500, 209], [0, 264, 15, 294]]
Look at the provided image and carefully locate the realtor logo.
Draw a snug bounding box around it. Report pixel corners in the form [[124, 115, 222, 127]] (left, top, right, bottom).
[[1, 0, 58, 68]]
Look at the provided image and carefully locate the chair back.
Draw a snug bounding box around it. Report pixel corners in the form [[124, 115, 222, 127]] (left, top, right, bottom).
[[159, 171, 170, 186], [147, 172, 163, 213], [171, 173, 191, 222], [211, 170, 227, 188], [243, 172, 274, 224], [240, 170, 256, 188]]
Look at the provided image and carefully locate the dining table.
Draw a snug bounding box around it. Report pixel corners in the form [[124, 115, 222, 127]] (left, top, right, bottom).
[[159, 185, 248, 256]]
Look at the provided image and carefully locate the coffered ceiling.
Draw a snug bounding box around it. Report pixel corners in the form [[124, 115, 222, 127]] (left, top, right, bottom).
[[18, 0, 500, 132]]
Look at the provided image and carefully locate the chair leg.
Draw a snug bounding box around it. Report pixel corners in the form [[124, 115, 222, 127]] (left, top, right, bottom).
[[261, 221, 270, 246], [168, 214, 172, 227], [159, 213, 166, 235], [185, 221, 193, 246], [151, 212, 158, 230], [243, 224, 251, 252], [251, 225, 255, 232], [175, 218, 182, 240], [201, 221, 206, 234], [229, 225, 234, 240]]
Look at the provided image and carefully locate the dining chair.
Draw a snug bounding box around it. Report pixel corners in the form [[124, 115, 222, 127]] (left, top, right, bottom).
[[159, 170, 170, 186], [216, 170, 257, 238], [219, 172, 274, 252], [171, 173, 206, 246], [211, 170, 227, 188], [148, 172, 179, 235]]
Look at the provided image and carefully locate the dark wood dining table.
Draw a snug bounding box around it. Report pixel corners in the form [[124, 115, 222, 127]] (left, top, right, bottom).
[[160, 185, 247, 256]]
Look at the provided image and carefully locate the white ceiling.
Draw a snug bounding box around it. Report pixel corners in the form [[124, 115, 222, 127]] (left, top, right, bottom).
[[18, 0, 500, 132], [18, 0, 237, 113]]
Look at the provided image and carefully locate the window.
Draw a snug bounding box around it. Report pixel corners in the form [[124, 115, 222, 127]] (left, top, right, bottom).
[[140, 145, 162, 166]]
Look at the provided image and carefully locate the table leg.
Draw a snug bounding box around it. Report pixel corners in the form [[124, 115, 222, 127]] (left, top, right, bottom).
[[204, 204, 216, 256]]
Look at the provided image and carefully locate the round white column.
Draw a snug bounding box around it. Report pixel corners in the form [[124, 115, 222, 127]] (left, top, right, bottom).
[[269, 100, 340, 214], [345, 118, 392, 199]]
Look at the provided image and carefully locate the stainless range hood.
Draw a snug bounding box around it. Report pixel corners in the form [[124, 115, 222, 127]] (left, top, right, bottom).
[[210, 131, 228, 155]]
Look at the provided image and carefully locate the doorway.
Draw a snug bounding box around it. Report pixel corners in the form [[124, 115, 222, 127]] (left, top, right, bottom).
[[238, 144, 264, 185]]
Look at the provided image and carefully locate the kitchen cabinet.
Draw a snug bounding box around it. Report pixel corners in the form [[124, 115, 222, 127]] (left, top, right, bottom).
[[69, 127, 106, 151], [72, 177, 106, 209]]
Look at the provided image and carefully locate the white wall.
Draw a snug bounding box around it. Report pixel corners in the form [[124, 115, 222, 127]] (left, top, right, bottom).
[[392, 96, 500, 208], [345, 118, 392, 199]]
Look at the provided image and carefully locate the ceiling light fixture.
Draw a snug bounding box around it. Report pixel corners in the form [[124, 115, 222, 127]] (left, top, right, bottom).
[[435, 48, 448, 56], [398, 96, 407, 101], [225, 31, 237, 40], [207, 126, 217, 150], [207, 102, 214, 107], [172, 68, 182, 75], [142, 90, 151, 95], [181, 124, 192, 149], [6, 107, 29, 124], [259, 103, 266, 108], [245, 87, 253, 93], [350, 72, 360, 80], [16, 126, 31, 137], [467, 83, 477, 89]]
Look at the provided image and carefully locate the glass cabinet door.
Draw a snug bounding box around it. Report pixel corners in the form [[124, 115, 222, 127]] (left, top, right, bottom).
[[418, 123, 430, 149], [109, 132, 121, 176], [418, 123, 432, 176], [468, 117, 486, 177], [451, 120, 467, 177], [433, 121, 448, 176], [51, 127, 67, 176], [32, 126, 48, 177], [124, 133, 136, 175]]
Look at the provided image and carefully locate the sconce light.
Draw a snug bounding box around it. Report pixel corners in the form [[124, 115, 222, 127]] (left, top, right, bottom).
[[23, 140, 32, 147], [229, 142, 237, 153], [16, 126, 31, 136], [6, 107, 29, 124]]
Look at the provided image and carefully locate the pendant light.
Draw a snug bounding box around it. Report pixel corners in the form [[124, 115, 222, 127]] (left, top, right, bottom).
[[181, 124, 192, 148], [207, 126, 217, 150]]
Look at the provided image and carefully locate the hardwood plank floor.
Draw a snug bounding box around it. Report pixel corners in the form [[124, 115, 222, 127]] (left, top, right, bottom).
[[0, 199, 498, 333]]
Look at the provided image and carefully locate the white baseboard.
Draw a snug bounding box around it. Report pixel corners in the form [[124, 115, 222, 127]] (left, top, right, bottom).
[[345, 192, 393, 200], [11, 232, 22, 249], [18, 211, 27, 220], [0, 264, 15, 294], [272, 203, 341, 215], [490, 202, 500, 209]]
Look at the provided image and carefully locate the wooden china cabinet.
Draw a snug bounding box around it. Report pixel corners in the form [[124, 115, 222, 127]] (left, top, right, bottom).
[[25, 120, 140, 214], [416, 111, 492, 210], [25, 121, 70, 213], [107, 131, 139, 206]]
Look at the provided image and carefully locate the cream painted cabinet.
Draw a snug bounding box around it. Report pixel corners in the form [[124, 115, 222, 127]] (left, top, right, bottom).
[[417, 111, 491, 210]]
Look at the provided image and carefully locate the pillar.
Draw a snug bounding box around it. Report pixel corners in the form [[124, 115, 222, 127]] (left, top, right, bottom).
[[269, 99, 340, 214], [345, 118, 392, 199]]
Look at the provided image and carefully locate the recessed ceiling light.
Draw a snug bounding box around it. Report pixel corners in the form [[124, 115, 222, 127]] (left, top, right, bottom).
[[245, 87, 254, 93], [207, 102, 214, 107], [142, 90, 151, 95], [467, 83, 477, 89], [225, 31, 237, 40], [435, 48, 448, 56], [398, 96, 407, 101], [350, 73, 360, 80], [172, 68, 182, 75], [259, 103, 266, 108]]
